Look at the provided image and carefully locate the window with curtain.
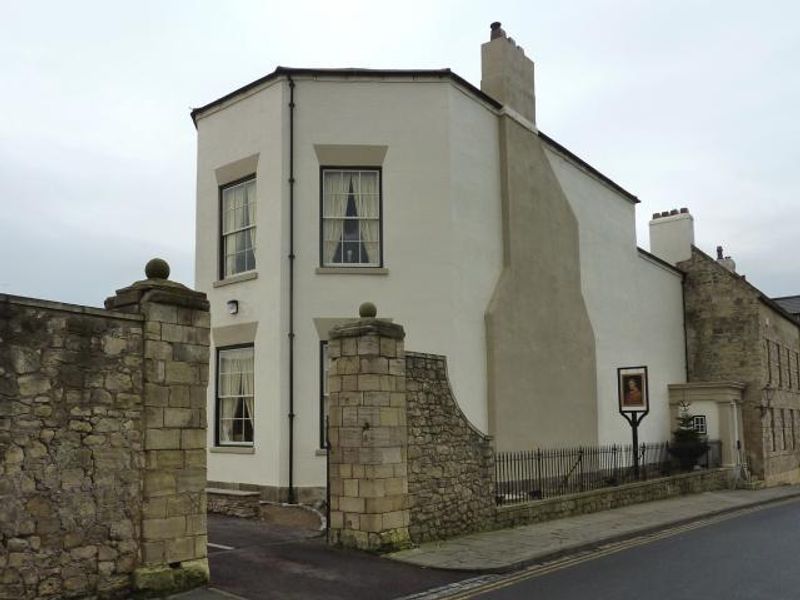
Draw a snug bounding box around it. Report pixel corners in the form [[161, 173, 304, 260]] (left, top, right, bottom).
[[321, 169, 381, 266], [217, 346, 255, 445], [221, 177, 256, 278]]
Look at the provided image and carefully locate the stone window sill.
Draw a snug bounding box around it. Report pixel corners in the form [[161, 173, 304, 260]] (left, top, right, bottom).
[[213, 271, 258, 287], [315, 267, 388, 275], [210, 446, 255, 454]]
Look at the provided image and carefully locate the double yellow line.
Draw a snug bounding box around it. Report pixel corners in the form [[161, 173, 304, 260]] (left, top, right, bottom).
[[441, 501, 784, 599]]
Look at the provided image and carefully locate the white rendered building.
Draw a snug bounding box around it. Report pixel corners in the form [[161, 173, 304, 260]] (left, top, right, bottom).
[[193, 23, 687, 501]]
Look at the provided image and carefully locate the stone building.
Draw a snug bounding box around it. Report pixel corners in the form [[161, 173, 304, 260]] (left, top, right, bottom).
[[681, 248, 800, 483], [646, 210, 800, 484]]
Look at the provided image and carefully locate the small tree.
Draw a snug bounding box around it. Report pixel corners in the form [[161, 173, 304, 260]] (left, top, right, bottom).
[[668, 402, 709, 470]]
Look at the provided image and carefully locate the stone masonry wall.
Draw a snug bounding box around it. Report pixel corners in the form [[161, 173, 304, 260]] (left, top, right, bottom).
[[0, 296, 145, 599], [405, 352, 495, 543], [0, 261, 210, 599], [757, 302, 800, 484], [496, 468, 732, 529]]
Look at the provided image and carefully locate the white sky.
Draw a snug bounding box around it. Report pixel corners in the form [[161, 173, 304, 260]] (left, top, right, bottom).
[[2, 0, 798, 306]]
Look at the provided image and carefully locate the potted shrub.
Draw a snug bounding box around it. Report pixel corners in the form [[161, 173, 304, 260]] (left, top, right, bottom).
[[668, 402, 709, 470]]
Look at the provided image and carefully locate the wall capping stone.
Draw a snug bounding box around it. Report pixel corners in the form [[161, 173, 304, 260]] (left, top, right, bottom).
[[329, 317, 405, 341], [0, 293, 144, 321]]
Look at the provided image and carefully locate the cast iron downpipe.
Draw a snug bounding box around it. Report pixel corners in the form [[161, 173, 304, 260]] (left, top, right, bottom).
[[287, 75, 296, 504]]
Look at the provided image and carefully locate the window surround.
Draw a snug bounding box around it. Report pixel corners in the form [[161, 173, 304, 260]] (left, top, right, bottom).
[[213, 271, 259, 288], [215, 344, 255, 447], [315, 267, 388, 275], [219, 175, 257, 280], [210, 446, 255, 454], [319, 166, 383, 269]]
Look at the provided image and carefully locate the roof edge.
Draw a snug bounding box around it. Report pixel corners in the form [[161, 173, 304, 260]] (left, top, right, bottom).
[[689, 245, 800, 327], [771, 294, 800, 302], [538, 131, 640, 204], [190, 66, 503, 126], [637, 247, 684, 276]]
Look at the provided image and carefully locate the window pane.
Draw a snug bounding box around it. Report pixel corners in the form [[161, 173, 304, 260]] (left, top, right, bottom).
[[219, 397, 238, 442], [222, 207, 233, 234], [365, 242, 380, 265]]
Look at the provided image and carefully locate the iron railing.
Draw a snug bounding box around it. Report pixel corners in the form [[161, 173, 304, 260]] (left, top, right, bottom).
[[495, 440, 722, 505]]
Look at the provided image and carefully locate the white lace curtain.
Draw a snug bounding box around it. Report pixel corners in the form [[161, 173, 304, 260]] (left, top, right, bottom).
[[322, 170, 379, 264], [222, 180, 256, 233], [219, 348, 254, 443]]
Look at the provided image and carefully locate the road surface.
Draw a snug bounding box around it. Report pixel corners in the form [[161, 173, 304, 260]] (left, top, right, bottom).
[[440, 498, 800, 600]]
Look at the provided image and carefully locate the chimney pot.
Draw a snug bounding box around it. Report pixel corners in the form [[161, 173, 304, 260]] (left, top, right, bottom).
[[670, 209, 679, 216], [661, 211, 670, 217], [716, 246, 724, 260], [652, 213, 660, 219], [680, 207, 689, 214], [490, 22, 506, 40]]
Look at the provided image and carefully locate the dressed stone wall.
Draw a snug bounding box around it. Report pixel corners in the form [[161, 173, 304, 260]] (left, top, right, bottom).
[[406, 352, 495, 543], [0, 260, 210, 599], [326, 314, 411, 552]]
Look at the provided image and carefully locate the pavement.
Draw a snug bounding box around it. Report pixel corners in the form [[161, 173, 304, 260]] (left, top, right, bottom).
[[170, 485, 800, 599], [387, 484, 800, 572]]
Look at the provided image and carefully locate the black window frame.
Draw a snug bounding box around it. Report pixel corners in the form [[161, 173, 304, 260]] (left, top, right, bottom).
[[320, 340, 329, 449], [691, 414, 707, 435], [218, 174, 257, 280], [215, 343, 255, 447], [318, 166, 384, 268]]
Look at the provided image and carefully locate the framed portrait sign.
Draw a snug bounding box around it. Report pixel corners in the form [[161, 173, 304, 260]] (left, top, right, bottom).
[[618, 366, 649, 415]]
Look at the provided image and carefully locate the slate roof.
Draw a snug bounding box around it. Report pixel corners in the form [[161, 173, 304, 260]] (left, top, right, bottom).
[[773, 295, 800, 316]]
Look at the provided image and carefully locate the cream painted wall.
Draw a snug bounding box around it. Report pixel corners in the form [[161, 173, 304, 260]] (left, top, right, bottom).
[[545, 146, 687, 446], [195, 76, 503, 491], [290, 78, 502, 487], [195, 81, 288, 489]]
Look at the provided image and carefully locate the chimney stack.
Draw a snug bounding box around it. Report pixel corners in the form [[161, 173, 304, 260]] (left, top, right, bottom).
[[481, 22, 536, 125], [649, 207, 694, 266], [715, 245, 737, 273]]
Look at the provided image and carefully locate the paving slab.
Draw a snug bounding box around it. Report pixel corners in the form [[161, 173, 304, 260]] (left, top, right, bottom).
[[388, 485, 800, 572]]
